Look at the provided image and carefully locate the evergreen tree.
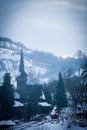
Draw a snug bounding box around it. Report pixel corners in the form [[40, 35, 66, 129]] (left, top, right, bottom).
[[0, 72, 14, 115], [53, 72, 67, 109]]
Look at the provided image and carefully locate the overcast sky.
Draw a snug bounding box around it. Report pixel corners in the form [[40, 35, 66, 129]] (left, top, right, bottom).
[[0, 0, 87, 57]]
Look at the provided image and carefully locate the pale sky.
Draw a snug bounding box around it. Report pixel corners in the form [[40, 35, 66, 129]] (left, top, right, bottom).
[[0, 0, 87, 57]]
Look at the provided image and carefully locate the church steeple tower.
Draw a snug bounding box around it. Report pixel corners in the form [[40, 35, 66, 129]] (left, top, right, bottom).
[[19, 49, 27, 77], [16, 49, 27, 101], [19, 49, 24, 74]]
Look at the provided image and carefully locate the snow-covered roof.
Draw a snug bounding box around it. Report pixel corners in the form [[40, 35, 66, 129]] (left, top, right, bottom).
[[0, 120, 16, 126], [80, 69, 84, 75], [14, 101, 24, 107], [51, 106, 57, 115], [71, 71, 80, 77], [38, 102, 51, 107], [14, 92, 20, 99], [40, 91, 46, 100]]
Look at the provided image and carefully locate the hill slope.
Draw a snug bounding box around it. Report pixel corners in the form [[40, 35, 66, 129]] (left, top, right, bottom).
[[0, 37, 85, 86]]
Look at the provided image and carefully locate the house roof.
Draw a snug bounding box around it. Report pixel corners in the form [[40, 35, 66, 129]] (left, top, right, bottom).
[[0, 120, 16, 126]]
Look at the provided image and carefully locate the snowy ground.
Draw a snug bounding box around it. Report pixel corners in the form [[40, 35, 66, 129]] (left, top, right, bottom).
[[26, 123, 87, 130], [13, 121, 87, 130]]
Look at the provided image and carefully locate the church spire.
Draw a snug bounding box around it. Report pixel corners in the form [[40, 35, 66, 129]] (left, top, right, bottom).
[[19, 49, 27, 77], [16, 49, 27, 100]]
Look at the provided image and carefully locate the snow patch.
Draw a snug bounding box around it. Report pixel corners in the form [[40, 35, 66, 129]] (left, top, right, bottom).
[[14, 101, 24, 107], [38, 102, 51, 107]]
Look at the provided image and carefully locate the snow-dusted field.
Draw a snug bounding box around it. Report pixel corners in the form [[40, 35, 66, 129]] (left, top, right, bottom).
[[14, 121, 87, 130], [26, 123, 87, 130]]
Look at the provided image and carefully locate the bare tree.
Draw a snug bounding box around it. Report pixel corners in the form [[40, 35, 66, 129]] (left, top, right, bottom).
[[64, 66, 87, 114], [65, 76, 80, 112], [27, 67, 40, 84]]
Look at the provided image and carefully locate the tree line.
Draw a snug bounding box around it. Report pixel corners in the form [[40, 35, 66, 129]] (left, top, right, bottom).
[[0, 60, 87, 120]]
